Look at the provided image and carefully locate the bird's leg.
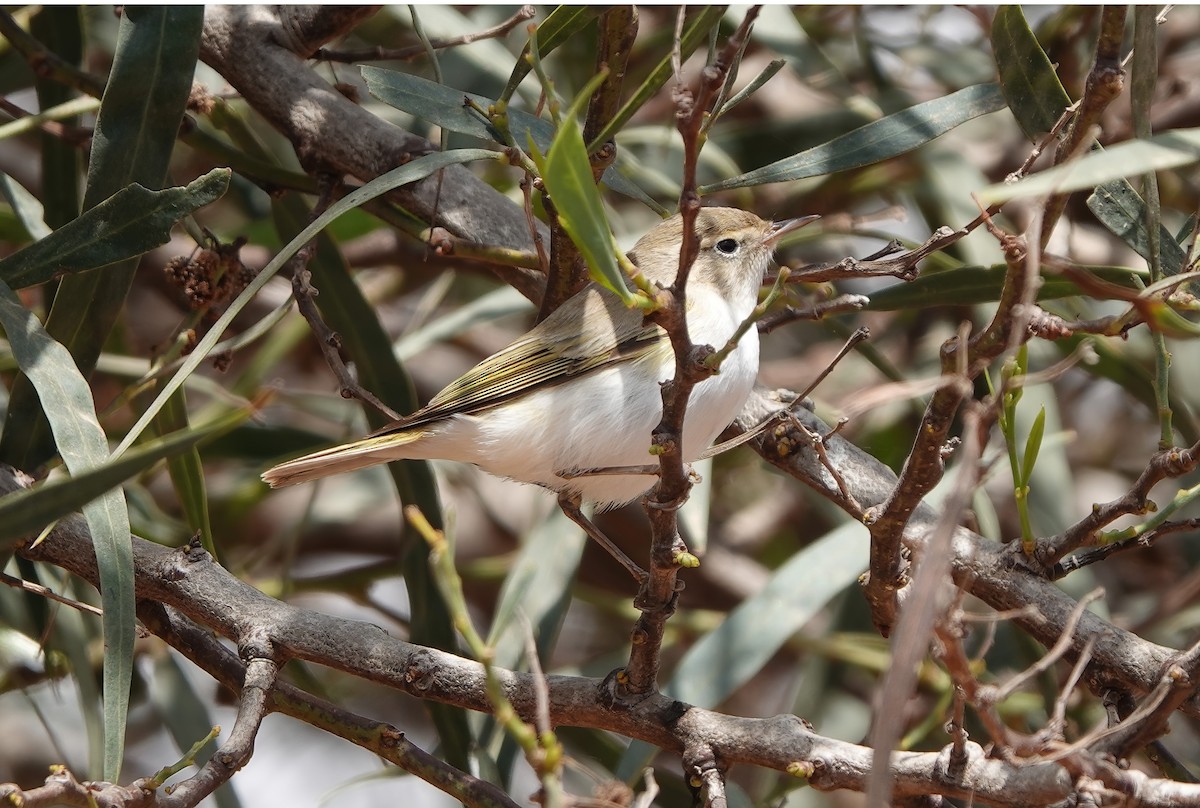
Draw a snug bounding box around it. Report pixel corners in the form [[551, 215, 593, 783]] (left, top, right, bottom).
[[557, 464, 660, 479], [557, 492, 647, 583], [558, 463, 701, 484]]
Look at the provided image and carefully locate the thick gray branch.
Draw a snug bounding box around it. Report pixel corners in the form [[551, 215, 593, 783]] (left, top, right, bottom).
[[7, 463, 1198, 807], [199, 6, 540, 256]]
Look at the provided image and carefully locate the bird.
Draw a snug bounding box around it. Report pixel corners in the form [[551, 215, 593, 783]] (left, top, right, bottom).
[[263, 207, 811, 530]]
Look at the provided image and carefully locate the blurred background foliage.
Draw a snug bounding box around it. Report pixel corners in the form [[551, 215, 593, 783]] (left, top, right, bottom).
[[1, 5, 1199, 806]]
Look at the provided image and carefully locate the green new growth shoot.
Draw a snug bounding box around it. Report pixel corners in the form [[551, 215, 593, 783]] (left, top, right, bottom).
[[991, 345, 1045, 555]]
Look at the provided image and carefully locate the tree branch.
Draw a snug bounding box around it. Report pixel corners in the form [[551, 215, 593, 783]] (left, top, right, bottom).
[[198, 6, 542, 256]]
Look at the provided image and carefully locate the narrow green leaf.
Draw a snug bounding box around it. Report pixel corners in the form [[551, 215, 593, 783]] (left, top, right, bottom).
[[980, 128, 1200, 204], [0, 406, 250, 545], [991, 6, 1072, 140], [501, 6, 603, 101], [0, 278, 134, 783], [1088, 179, 1187, 276], [0, 169, 231, 289], [864, 264, 1145, 311], [702, 84, 1007, 192], [541, 91, 635, 303], [664, 522, 866, 708], [1021, 406, 1046, 485], [82, 7, 203, 207], [360, 66, 656, 206], [155, 389, 215, 558]]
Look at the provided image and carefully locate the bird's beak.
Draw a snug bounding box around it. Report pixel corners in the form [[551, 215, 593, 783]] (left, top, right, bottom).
[[765, 214, 820, 246]]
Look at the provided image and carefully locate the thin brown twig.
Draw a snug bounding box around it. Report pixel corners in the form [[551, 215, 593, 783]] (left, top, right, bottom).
[[785, 225, 967, 285], [934, 609, 1018, 754], [758, 293, 869, 333], [314, 6, 535, 63], [1054, 518, 1200, 580], [286, 179, 404, 421], [622, 6, 762, 698], [0, 95, 91, 144], [703, 327, 868, 460], [1041, 439, 1200, 564], [991, 589, 1106, 705], [0, 570, 103, 617], [1040, 6, 1129, 248], [798, 419, 864, 518], [1048, 633, 1098, 739], [1007, 103, 1080, 183]]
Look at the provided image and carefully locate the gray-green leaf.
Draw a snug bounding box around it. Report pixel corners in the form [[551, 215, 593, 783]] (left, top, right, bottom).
[[701, 83, 1007, 192], [360, 66, 656, 207], [980, 128, 1200, 204]]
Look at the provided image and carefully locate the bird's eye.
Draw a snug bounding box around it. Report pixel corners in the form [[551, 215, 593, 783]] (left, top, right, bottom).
[[715, 238, 740, 256]]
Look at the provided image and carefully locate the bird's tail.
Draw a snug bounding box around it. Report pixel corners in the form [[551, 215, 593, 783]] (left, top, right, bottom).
[[262, 429, 427, 488]]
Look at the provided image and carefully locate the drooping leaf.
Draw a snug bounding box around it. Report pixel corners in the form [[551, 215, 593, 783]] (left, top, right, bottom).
[[991, 6, 1072, 140], [0, 169, 231, 289], [701, 84, 1007, 192], [0, 277, 134, 782]]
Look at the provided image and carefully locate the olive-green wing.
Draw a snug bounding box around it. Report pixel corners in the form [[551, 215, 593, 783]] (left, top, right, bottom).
[[374, 287, 669, 435]]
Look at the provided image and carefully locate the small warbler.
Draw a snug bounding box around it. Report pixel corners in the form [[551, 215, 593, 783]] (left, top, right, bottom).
[[263, 207, 813, 511]]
